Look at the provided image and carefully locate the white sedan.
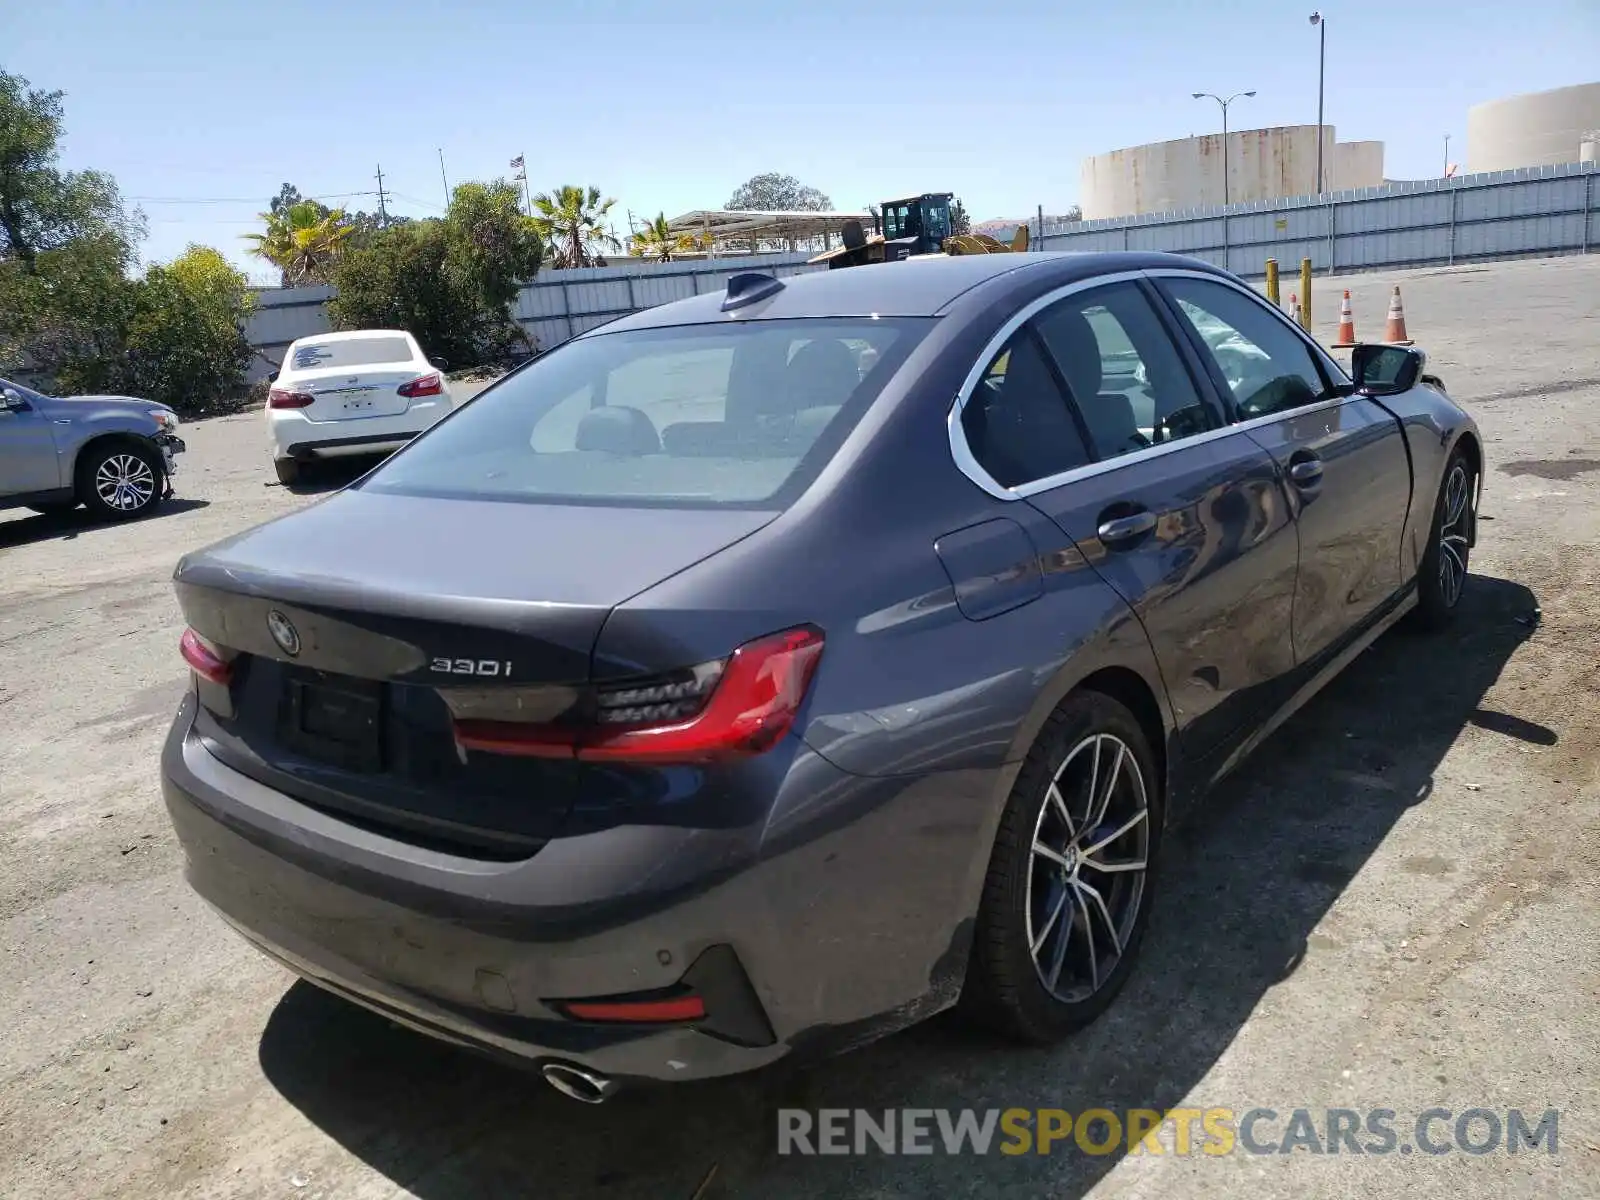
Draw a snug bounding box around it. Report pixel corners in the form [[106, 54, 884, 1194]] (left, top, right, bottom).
[[266, 329, 455, 485]]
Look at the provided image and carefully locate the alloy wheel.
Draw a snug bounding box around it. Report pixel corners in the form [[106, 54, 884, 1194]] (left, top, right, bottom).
[[1025, 732, 1151, 1004], [1438, 463, 1471, 607], [95, 453, 157, 513]]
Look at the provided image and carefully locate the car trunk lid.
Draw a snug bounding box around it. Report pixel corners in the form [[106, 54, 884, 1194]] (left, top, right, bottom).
[[174, 489, 776, 856], [280, 364, 427, 421]]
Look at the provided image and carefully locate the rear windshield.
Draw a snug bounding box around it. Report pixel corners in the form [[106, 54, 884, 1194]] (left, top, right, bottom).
[[290, 336, 413, 371], [358, 317, 931, 508]]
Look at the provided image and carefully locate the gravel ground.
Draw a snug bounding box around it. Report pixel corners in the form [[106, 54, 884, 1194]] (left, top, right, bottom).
[[2, 256, 1597, 1200]]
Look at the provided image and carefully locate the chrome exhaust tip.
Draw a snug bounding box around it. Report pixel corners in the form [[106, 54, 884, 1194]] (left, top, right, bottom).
[[542, 1061, 617, 1104]]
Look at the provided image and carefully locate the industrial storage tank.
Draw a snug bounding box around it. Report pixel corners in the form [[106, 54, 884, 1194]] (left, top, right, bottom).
[[1079, 126, 1384, 219], [1467, 81, 1600, 172]]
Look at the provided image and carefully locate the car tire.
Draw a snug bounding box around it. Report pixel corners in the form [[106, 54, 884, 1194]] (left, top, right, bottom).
[[961, 690, 1163, 1044], [273, 458, 301, 486], [27, 500, 79, 516], [1412, 446, 1476, 631], [76, 439, 165, 521]]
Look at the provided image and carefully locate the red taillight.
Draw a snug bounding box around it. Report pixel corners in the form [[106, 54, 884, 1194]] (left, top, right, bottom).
[[397, 373, 442, 399], [452, 625, 825, 764], [268, 388, 314, 409], [180, 627, 232, 685], [557, 992, 707, 1024]]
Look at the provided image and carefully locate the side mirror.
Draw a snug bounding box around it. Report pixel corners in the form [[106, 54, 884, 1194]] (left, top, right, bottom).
[[1351, 343, 1425, 395], [1, 388, 25, 411]]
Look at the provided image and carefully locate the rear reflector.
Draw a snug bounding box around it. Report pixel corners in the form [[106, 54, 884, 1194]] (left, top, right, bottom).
[[267, 388, 315, 409], [180, 627, 232, 685], [557, 992, 706, 1024], [453, 624, 825, 764], [397, 373, 442, 398]]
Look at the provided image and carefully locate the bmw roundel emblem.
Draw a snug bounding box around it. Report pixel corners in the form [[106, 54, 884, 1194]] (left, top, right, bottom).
[[266, 609, 301, 657]]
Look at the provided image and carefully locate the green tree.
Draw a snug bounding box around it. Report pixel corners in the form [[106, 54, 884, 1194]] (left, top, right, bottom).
[[629, 212, 701, 262], [529, 184, 619, 269], [0, 69, 144, 273], [105, 246, 255, 414], [725, 172, 832, 212], [950, 198, 972, 236], [329, 178, 544, 367], [242, 200, 353, 285]]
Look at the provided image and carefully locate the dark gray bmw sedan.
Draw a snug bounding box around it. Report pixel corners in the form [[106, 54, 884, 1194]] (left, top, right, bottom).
[[160, 251, 1482, 1102]]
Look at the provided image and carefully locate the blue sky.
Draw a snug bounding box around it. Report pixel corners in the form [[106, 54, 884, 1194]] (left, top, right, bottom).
[[7, 0, 1597, 280]]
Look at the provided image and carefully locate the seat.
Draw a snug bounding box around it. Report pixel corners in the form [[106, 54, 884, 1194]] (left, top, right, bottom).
[[574, 406, 660, 455], [963, 336, 1087, 488], [776, 339, 861, 417], [1043, 310, 1143, 458]]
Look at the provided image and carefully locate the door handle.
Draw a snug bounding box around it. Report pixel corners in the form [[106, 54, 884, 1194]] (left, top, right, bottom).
[[1097, 510, 1157, 546], [1289, 459, 1324, 487]]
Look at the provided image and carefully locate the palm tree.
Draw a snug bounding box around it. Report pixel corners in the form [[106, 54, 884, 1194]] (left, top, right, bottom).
[[629, 212, 703, 262], [529, 185, 620, 269], [242, 201, 353, 285]]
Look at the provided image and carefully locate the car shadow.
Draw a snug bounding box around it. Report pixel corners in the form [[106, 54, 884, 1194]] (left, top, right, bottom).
[[256, 573, 1538, 1199], [276, 455, 392, 497], [0, 497, 211, 549]]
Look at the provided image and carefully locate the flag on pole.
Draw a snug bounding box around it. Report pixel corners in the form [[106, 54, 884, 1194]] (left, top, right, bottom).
[[510, 154, 524, 169]]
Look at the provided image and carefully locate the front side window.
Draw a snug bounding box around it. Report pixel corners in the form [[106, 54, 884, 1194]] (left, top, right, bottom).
[[361, 318, 929, 508], [1159, 278, 1331, 420], [1032, 281, 1220, 461]]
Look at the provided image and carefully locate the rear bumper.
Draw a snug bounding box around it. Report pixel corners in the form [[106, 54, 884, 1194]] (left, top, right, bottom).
[[160, 693, 986, 1083], [267, 400, 449, 461]]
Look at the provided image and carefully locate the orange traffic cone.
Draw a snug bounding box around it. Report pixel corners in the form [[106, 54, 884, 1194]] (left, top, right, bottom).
[[1384, 285, 1413, 345], [1331, 289, 1357, 347]]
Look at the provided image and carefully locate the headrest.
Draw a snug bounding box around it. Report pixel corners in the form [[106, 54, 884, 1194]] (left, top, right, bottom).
[[780, 339, 861, 415], [1045, 310, 1104, 399], [574, 405, 660, 455]]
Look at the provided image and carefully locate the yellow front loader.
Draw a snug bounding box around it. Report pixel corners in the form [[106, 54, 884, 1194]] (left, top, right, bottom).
[[808, 193, 1029, 270]]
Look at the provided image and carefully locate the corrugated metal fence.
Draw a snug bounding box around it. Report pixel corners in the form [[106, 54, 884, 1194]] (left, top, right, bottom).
[[246, 162, 1597, 378], [1035, 161, 1600, 277]]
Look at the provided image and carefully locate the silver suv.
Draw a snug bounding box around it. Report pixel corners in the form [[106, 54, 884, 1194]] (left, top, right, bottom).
[[0, 377, 187, 520]]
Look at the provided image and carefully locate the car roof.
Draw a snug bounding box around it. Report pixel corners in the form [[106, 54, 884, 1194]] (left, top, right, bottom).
[[588, 251, 1230, 335]]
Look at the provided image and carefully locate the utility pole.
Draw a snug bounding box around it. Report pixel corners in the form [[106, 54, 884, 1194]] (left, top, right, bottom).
[[375, 164, 389, 228], [1443, 134, 1451, 177], [1310, 12, 1327, 194], [510, 154, 531, 217], [438, 148, 451, 209], [1192, 90, 1256, 206]]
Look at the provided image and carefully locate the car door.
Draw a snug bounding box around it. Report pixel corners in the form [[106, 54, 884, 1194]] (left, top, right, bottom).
[[988, 278, 1301, 763], [1151, 274, 1413, 668], [0, 382, 64, 497]]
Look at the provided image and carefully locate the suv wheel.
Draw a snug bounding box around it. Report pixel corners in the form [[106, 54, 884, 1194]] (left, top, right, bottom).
[[78, 440, 164, 520], [273, 458, 301, 486], [962, 690, 1163, 1043]]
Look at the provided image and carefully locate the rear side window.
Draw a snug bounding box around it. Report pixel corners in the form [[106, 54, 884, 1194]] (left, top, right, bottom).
[[960, 331, 1091, 488], [361, 318, 929, 508], [1032, 281, 1220, 460], [290, 336, 414, 371]]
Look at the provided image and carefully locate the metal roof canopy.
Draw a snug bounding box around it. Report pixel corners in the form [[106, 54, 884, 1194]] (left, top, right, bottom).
[[665, 209, 875, 242]]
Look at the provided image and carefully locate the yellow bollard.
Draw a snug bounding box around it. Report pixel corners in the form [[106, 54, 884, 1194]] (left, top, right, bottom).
[[1265, 258, 1279, 306], [1299, 258, 1313, 331]]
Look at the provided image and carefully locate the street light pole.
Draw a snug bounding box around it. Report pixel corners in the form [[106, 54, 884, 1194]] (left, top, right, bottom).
[[1192, 90, 1256, 207], [1444, 133, 1451, 176], [1310, 11, 1326, 193]]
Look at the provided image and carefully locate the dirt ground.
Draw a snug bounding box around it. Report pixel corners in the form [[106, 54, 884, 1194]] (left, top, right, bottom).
[[1, 256, 1597, 1200]]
